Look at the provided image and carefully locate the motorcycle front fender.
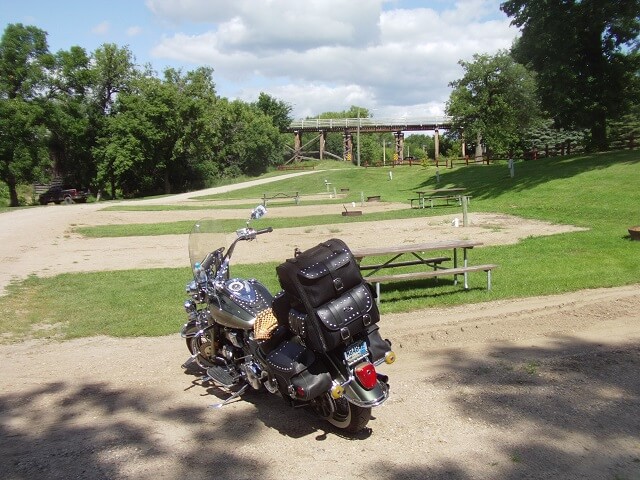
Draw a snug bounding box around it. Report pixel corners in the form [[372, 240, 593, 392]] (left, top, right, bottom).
[[180, 320, 215, 338], [180, 321, 198, 338]]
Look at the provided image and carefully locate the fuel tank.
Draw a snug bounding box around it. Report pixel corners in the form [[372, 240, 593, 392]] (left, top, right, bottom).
[[212, 278, 274, 329]]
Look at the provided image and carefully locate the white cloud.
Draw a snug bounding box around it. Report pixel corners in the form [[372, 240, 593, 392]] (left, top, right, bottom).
[[127, 26, 143, 37], [91, 21, 110, 36], [146, 0, 519, 118]]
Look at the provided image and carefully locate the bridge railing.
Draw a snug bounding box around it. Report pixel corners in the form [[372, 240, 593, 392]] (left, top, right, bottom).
[[288, 116, 453, 130]]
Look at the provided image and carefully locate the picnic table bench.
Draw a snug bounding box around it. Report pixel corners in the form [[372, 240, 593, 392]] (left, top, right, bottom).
[[352, 240, 496, 304], [262, 192, 300, 206]]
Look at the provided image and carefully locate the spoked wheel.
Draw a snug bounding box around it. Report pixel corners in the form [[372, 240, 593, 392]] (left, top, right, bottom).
[[185, 327, 215, 370], [315, 394, 371, 433]]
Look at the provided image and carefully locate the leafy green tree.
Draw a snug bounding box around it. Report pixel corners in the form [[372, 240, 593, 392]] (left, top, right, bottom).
[[91, 43, 137, 116], [254, 92, 292, 131], [44, 46, 95, 188], [0, 24, 52, 206], [90, 44, 139, 197], [93, 68, 213, 197], [214, 99, 282, 177], [446, 51, 540, 159], [501, 0, 640, 150]]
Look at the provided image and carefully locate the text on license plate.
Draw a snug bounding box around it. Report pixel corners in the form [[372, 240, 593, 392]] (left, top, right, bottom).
[[345, 340, 368, 364]]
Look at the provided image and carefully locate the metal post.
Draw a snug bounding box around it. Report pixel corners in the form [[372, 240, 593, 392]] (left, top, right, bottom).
[[462, 196, 469, 227]]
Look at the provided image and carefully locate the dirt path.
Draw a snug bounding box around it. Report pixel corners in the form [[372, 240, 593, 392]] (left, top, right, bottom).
[[1, 178, 639, 480]]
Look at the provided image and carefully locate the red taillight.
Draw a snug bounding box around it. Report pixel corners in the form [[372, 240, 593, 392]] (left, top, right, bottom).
[[354, 362, 377, 390]]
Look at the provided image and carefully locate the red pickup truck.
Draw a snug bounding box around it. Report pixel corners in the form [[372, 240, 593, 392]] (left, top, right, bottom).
[[38, 186, 89, 205]]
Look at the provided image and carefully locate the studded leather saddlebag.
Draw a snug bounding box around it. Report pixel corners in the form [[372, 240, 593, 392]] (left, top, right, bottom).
[[276, 238, 363, 309], [277, 239, 377, 352]]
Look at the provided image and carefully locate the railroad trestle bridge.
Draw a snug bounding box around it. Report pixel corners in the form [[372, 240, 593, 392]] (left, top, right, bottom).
[[283, 116, 455, 165]]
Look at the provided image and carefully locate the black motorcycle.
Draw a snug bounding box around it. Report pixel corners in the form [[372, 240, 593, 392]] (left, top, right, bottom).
[[180, 205, 395, 433]]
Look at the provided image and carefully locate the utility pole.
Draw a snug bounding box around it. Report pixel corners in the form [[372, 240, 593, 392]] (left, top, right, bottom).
[[356, 109, 361, 167]]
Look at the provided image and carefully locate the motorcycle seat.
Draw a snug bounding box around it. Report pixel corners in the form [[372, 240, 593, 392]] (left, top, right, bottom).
[[265, 340, 314, 377], [257, 325, 290, 354]]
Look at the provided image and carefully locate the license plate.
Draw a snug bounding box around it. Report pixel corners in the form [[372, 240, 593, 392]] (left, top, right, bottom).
[[344, 340, 368, 365]]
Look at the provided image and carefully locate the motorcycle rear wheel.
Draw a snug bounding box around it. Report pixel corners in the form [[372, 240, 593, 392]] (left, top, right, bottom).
[[318, 395, 371, 433]]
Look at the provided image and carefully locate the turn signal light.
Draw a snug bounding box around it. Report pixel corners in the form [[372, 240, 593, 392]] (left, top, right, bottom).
[[330, 384, 345, 399], [384, 351, 397, 365], [354, 362, 377, 390]]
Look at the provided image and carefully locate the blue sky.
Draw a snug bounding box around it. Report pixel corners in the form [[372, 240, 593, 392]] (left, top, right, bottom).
[[2, 0, 520, 119]]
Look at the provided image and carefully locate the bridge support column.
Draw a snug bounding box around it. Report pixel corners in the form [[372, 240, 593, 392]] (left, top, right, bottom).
[[343, 132, 353, 162], [294, 131, 302, 162], [394, 132, 404, 165], [319, 130, 326, 161]]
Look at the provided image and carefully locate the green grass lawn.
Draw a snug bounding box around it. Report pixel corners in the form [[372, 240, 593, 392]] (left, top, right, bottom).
[[1, 150, 639, 341]]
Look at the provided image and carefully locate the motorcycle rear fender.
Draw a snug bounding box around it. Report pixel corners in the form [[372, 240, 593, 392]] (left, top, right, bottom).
[[324, 350, 390, 407], [343, 378, 389, 408]]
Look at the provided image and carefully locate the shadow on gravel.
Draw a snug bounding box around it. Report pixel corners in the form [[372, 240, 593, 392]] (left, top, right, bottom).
[[0, 373, 371, 479], [0, 380, 272, 479], [384, 339, 640, 480]]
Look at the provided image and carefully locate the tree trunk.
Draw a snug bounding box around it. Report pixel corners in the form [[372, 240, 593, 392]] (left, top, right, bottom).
[[7, 175, 19, 207], [474, 132, 483, 163], [589, 111, 608, 151]]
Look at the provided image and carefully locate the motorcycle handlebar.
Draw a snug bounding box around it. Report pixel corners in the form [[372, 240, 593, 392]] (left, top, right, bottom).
[[256, 227, 273, 235]]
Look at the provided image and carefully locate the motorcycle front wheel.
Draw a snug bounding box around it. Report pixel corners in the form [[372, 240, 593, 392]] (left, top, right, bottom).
[[185, 327, 215, 370], [317, 395, 371, 433]]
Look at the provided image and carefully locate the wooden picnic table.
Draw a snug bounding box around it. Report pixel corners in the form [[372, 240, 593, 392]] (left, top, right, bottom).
[[412, 188, 467, 208], [351, 240, 496, 304]]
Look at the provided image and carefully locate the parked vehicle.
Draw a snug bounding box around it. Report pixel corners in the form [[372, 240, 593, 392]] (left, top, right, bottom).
[[180, 206, 395, 433], [38, 186, 88, 205]]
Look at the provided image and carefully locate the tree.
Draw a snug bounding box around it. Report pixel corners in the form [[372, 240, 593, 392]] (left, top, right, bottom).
[[446, 51, 540, 160], [44, 46, 95, 188], [501, 0, 640, 150], [90, 44, 139, 197], [0, 24, 52, 206], [94, 67, 218, 197], [214, 99, 282, 177], [254, 92, 293, 132]]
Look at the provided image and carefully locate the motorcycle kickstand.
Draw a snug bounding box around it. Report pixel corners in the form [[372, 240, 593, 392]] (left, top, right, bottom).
[[209, 384, 249, 409]]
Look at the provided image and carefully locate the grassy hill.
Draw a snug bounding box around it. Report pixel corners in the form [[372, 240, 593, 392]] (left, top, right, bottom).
[[1, 150, 638, 340]]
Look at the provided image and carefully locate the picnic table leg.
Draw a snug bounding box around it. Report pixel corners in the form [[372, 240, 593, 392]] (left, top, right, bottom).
[[463, 248, 469, 289], [453, 248, 458, 285]]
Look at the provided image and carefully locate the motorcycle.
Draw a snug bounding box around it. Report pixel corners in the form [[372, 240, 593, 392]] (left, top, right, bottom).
[[180, 205, 395, 433]]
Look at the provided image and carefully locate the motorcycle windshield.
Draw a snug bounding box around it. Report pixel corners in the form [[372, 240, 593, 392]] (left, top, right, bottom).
[[188, 218, 227, 275], [187, 205, 272, 280]]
